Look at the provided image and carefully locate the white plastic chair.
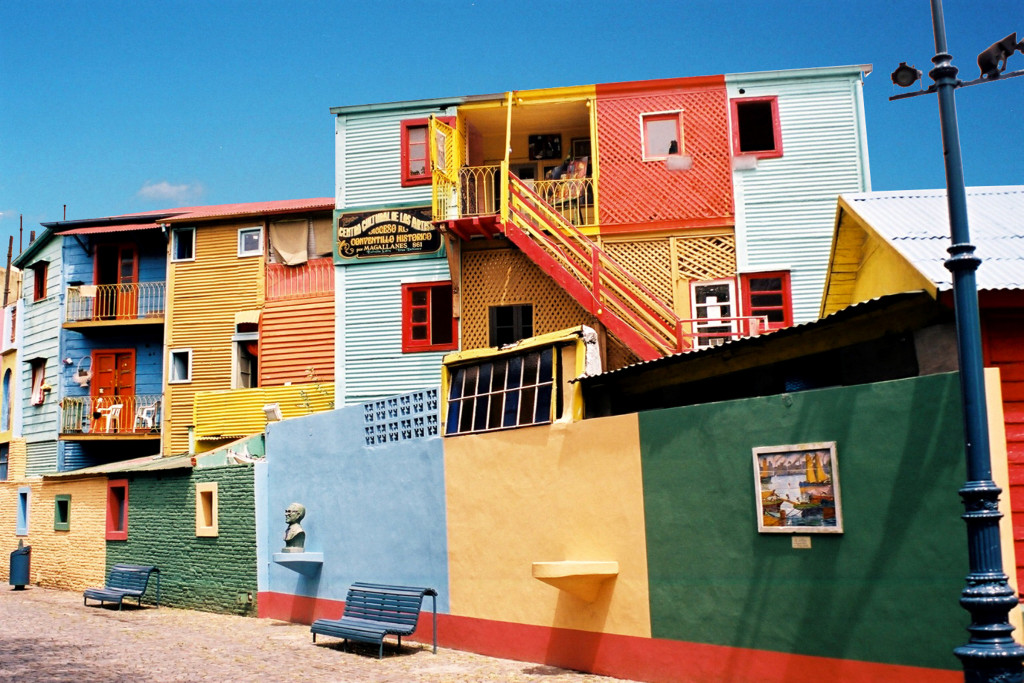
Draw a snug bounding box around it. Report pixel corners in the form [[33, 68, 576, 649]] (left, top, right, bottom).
[[98, 404, 122, 433]]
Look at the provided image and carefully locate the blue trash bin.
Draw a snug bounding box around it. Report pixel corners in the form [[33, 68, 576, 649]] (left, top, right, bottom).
[[10, 543, 30, 589]]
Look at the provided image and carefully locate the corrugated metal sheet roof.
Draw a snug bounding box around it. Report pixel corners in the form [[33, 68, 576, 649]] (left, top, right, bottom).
[[60, 222, 162, 235], [579, 290, 937, 382], [161, 198, 334, 223], [42, 453, 193, 479], [840, 186, 1024, 291]]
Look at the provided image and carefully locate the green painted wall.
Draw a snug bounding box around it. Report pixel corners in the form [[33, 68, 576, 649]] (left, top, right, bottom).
[[640, 372, 967, 671], [106, 464, 257, 615]]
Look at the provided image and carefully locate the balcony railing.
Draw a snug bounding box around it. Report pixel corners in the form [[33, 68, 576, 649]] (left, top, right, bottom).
[[446, 166, 597, 228], [60, 394, 162, 436], [266, 258, 335, 300], [65, 283, 166, 323]]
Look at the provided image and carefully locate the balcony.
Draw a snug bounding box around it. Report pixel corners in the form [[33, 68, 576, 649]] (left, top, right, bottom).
[[266, 257, 334, 301], [60, 394, 162, 440], [65, 283, 166, 327]]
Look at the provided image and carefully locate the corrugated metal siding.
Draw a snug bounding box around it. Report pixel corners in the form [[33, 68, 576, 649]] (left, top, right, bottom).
[[840, 186, 1024, 291], [22, 238, 62, 445], [338, 107, 447, 210], [728, 75, 869, 323], [341, 258, 450, 404], [260, 295, 334, 385], [24, 439, 57, 476], [193, 383, 334, 441], [165, 223, 265, 455]]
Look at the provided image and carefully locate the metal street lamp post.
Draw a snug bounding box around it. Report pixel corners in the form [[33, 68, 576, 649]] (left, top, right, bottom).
[[890, 2, 1024, 682]]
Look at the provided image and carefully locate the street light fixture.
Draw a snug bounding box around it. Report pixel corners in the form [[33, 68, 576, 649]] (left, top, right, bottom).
[[890, 62, 922, 87], [891, 3, 1024, 682]]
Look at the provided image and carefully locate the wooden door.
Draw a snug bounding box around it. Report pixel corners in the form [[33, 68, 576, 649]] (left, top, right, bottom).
[[95, 244, 138, 319], [91, 350, 135, 433]]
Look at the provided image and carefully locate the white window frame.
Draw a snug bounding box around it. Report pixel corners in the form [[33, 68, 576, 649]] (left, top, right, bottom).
[[640, 110, 685, 161], [171, 228, 196, 263], [231, 332, 259, 389], [690, 279, 738, 348], [237, 226, 264, 258], [169, 348, 193, 384]]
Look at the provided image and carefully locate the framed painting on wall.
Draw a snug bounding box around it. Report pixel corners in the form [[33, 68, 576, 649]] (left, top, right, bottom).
[[528, 134, 562, 160], [752, 441, 843, 533]]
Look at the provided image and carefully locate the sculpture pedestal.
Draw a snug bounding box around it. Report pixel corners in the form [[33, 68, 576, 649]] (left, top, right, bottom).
[[272, 552, 324, 577]]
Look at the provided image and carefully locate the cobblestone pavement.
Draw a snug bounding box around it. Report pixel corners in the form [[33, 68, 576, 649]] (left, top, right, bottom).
[[0, 586, 639, 682]]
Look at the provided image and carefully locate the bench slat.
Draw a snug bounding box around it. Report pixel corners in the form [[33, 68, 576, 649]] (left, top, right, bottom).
[[311, 582, 437, 658], [83, 564, 160, 610]]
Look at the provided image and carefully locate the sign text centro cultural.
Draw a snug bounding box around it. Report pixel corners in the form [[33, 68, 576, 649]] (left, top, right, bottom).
[[335, 208, 441, 262]]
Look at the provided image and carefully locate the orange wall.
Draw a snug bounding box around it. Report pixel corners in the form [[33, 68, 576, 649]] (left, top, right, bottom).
[[444, 414, 651, 637], [595, 76, 733, 233], [260, 295, 334, 385]]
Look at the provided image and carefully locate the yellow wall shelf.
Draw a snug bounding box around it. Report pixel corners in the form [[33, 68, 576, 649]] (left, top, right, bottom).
[[531, 561, 619, 602]]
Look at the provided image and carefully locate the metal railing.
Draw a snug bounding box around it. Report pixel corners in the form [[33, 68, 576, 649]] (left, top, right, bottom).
[[679, 316, 770, 349], [457, 166, 500, 217], [443, 166, 597, 228], [532, 177, 596, 227], [59, 394, 162, 436], [65, 283, 166, 323], [266, 258, 335, 300]]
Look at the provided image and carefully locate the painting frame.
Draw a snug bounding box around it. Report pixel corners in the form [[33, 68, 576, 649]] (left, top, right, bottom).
[[752, 441, 843, 534], [571, 137, 591, 159], [528, 134, 562, 160]]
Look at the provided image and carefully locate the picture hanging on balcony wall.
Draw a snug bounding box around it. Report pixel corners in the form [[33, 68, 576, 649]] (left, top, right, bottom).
[[752, 441, 843, 534], [528, 134, 561, 160]]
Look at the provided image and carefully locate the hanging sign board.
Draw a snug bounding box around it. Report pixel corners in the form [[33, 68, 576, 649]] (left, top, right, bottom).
[[334, 207, 442, 264]]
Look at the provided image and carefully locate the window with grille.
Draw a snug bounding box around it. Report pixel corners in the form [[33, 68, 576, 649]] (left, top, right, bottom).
[[402, 282, 457, 353], [741, 271, 792, 331], [445, 347, 557, 435]]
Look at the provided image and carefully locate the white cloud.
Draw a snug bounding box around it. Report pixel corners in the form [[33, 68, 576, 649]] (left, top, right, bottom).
[[136, 181, 204, 203]]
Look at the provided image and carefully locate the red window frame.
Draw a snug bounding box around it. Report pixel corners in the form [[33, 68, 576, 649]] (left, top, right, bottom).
[[400, 116, 455, 187], [731, 97, 783, 159], [740, 271, 793, 331], [106, 479, 129, 540], [401, 282, 458, 353], [31, 262, 48, 301]]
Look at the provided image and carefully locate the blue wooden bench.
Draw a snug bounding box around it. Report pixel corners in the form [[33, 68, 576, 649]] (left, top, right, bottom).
[[311, 582, 437, 658], [83, 564, 160, 610]]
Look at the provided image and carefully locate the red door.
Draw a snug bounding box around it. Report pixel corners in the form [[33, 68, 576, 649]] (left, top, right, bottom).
[[91, 350, 136, 433]]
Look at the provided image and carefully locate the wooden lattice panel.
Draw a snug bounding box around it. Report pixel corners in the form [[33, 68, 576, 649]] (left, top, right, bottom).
[[604, 334, 641, 372], [595, 85, 733, 227], [673, 233, 736, 282], [601, 238, 674, 307], [461, 248, 598, 350]]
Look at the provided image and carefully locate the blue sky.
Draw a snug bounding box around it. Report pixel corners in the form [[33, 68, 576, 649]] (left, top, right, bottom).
[[1, 0, 1022, 257]]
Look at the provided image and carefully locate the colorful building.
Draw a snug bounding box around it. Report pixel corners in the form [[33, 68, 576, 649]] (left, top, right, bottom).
[[157, 199, 335, 455], [330, 65, 872, 406], [819, 185, 1024, 592]]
